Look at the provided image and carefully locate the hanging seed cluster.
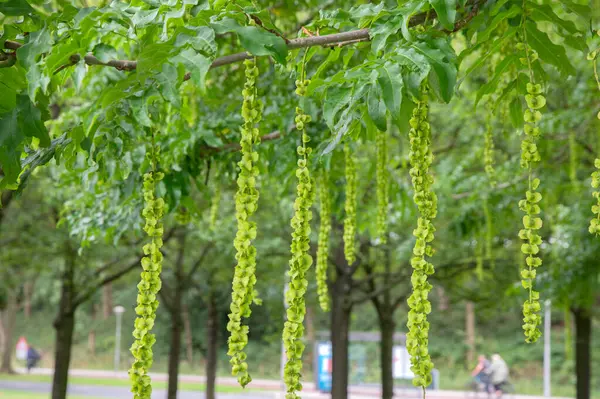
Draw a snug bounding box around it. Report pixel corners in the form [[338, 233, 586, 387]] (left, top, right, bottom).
[[129, 170, 165, 399], [227, 58, 262, 387], [376, 129, 389, 243], [589, 54, 600, 236], [282, 78, 316, 399], [316, 171, 331, 312], [484, 113, 497, 188], [518, 78, 545, 343], [589, 159, 600, 235], [406, 93, 437, 389], [343, 143, 357, 265]]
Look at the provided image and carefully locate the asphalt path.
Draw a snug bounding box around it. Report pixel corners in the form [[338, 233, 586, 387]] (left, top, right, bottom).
[[0, 379, 275, 399]]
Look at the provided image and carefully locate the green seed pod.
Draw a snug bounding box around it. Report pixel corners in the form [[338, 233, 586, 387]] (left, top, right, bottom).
[[227, 58, 263, 387], [129, 168, 165, 399], [343, 143, 357, 265], [406, 91, 437, 390], [589, 159, 600, 235], [316, 171, 331, 312], [484, 111, 497, 188], [376, 128, 389, 243], [518, 54, 544, 343], [282, 79, 316, 399]]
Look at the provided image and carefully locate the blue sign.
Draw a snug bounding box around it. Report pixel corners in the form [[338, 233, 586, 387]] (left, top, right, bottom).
[[315, 341, 332, 392]]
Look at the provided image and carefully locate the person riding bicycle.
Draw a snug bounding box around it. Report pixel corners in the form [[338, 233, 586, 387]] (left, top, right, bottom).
[[471, 354, 491, 392], [488, 353, 509, 397]]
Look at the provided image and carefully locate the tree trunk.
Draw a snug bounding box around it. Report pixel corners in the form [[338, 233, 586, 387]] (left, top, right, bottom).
[[564, 306, 573, 362], [102, 284, 113, 320], [0, 290, 18, 374], [465, 301, 475, 368], [572, 307, 591, 399], [304, 305, 316, 371], [330, 274, 352, 399], [51, 238, 77, 399], [24, 279, 35, 319], [205, 291, 218, 399], [88, 304, 96, 355], [167, 302, 182, 399], [167, 233, 186, 399], [379, 313, 395, 399], [182, 302, 193, 365], [51, 313, 75, 399]]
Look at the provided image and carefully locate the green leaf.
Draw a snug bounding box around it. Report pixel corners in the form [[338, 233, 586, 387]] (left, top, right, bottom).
[[16, 95, 49, 147], [460, 27, 517, 81], [392, 46, 430, 100], [172, 48, 211, 91], [509, 96, 523, 129], [377, 61, 404, 123], [429, 0, 457, 30], [525, 21, 576, 77], [528, 3, 578, 34], [411, 37, 457, 103], [475, 55, 518, 107], [0, 0, 34, 16], [137, 43, 173, 76], [558, 0, 591, 18], [174, 25, 216, 56], [476, 5, 521, 44], [323, 86, 353, 127], [367, 82, 387, 131], [0, 109, 21, 188], [212, 18, 288, 65]]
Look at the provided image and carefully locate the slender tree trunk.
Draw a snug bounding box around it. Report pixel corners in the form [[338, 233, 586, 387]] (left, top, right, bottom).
[[51, 312, 75, 399], [0, 290, 18, 374], [24, 279, 35, 319], [465, 301, 475, 368], [88, 304, 96, 355], [330, 274, 352, 399], [167, 233, 186, 399], [102, 284, 113, 320], [304, 305, 316, 371], [564, 305, 573, 362], [205, 291, 218, 399], [572, 307, 591, 399], [182, 302, 193, 365], [51, 238, 77, 399], [379, 313, 395, 399], [167, 303, 182, 399]]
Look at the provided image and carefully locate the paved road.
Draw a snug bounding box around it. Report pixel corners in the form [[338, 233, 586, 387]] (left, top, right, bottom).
[[0, 380, 276, 399]]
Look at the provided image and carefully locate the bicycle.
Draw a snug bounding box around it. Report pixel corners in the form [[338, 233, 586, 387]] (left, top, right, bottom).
[[464, 377, 491, 399]]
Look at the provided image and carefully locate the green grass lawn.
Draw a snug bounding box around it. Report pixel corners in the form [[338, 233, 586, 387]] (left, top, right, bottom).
[[1, 374, 251, 393], [0, 390, 104, 399]]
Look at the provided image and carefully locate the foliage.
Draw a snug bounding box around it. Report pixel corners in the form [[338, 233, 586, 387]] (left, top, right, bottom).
[[1, 0, 598, 396]]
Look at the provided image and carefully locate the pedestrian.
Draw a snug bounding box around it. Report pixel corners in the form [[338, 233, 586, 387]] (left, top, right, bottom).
[[488, 353, 509, 397], [26, 346, 41, 372]]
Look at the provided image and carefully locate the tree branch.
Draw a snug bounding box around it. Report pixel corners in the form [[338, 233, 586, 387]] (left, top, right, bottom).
[[2, 1, 486, 72], [72, 257, 141, 309], [184, 242, 214, 283]]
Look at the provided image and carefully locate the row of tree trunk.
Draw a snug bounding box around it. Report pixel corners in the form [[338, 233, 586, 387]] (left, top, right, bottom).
[[0, 267, 594, 399]]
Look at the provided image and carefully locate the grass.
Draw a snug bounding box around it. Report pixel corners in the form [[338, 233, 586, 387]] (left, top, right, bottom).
[[0, 390, 103, 399], [0, 374, 249, 393]]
